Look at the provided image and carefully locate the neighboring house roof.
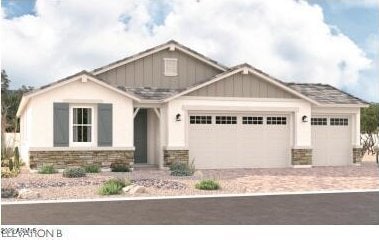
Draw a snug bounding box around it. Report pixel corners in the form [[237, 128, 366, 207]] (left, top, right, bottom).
[[91, 40, 229, 75], [286, 83, 368, 105], [16, 70, 140, 117]]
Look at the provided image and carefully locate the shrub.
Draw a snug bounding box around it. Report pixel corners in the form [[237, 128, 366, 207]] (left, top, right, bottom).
[[63, 167, 86, 178], [1, 167, 19, 178], [38, 165, 57, 174], [111, 164, 130, 172], [98, 178, 126, 195], [84, 164, 101, 173], [1, 147, 14, 162], [8, 158, 14, 171], [14, 147, 20, 169], [195, 179, 220, 190], [169, 162, 194, 176], [1, 187, 18, 198]]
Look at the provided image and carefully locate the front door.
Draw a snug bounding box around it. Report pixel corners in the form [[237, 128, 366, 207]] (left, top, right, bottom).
[[134, 109, 147, 163]]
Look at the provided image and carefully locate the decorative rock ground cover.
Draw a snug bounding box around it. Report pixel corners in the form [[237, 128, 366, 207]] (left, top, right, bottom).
[[1, 161, 378, 201], [133, 179, 187, 190]]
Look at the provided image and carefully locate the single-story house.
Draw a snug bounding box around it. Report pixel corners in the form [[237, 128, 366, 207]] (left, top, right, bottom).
[[16, 40, 368, 170]]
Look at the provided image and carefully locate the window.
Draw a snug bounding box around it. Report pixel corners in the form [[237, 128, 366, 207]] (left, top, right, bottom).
[[190, 116, 212, 124], [164, 58, 178, 76], [215, 116, 237, 124], [311, 118, 327, 126], [266, 116, 286, 125], [73, 108, 92, 142], [330, 118, 348, 126], [242, 116, 263, 125]]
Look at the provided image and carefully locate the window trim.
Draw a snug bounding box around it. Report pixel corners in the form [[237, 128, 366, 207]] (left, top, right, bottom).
[[163, 58, 178, 76], [69, 105, 96, 147]]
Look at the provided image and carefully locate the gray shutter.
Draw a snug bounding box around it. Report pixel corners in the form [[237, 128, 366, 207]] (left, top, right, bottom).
[[98, 103, 113, 146], [53, 102, 69, 147]]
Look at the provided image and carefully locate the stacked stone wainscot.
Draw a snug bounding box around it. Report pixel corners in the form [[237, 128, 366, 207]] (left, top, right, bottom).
[[352, 147, 363, 164], [291, 148, 312, 166], [29, 150, 134, 169], [163, 150, 189, 167]]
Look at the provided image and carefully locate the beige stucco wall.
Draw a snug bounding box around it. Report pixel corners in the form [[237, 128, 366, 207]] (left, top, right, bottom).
[[23, 79, 134, 149]]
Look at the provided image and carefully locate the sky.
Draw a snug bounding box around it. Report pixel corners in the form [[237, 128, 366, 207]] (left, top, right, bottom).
[[1, 0, 378, 102]]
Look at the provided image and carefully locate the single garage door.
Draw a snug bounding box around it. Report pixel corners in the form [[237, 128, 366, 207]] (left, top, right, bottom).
[[188, 113, 291, 169], [311, 116, 352, 166]]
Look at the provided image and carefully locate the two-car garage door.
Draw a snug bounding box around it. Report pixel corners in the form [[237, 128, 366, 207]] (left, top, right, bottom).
[[188, 113, 291, 169]]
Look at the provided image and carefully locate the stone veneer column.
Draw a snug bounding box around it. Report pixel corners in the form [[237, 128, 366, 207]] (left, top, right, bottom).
[[291, 148, 312, 166], [163, 150, 189, 167], [29, 150, 134, 169], [352, 147, 363, 164]]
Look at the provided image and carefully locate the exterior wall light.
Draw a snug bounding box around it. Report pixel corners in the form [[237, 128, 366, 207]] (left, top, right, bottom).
[[176, 113, 182, 121], [302, 115, 308, 123]]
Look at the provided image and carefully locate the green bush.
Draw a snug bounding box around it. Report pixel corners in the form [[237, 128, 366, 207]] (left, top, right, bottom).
[[169, 162, 194, 176], [84, 164, 100, 173], [63, 167, 86, 178], [195, 180, 220, 190], [1, 187, 18, 198], [98, 178, 126, 195], [1, 167, 19, 178], [38, 165, 57, 174], [111, 164, 130, 172]]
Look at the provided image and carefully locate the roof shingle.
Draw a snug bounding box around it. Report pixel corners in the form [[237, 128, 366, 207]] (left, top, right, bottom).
[[286, 83, 367, 105]]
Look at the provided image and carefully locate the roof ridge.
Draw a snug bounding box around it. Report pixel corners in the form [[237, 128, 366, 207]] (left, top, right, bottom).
[[91, 40, 229, 74]]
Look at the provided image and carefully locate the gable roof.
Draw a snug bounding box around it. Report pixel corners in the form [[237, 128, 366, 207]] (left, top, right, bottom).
[[16, 70, 141, 117], [91, 40, 228, 75], [17, 41, 368, 112], [286, 83, 368, 105], [163, 64, 320, 104]]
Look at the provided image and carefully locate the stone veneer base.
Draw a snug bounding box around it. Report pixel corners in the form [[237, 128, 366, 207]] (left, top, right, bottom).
[[352, 147, 363, 164], [291, 148, 312, 165], [29, 150, 134, 169], [163, 150, 189, 167]]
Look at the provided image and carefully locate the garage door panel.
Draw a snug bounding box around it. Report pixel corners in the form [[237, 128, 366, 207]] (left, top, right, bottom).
[[312, 116, 352, 166], [189, 113, 290, 169]]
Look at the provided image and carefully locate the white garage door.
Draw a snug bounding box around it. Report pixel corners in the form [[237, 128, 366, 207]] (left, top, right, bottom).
[[311, 116, 352, 166], [188, 113, 291, 169]]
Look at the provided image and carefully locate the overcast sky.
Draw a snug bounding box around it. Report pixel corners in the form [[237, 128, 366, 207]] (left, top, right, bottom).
[[1, 0, 378, 102]]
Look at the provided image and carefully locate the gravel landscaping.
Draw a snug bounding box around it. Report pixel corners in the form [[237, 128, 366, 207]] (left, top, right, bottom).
[[1, 161, 378, 201]]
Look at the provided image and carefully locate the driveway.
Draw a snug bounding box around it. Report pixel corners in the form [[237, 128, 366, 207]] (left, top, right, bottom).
[[2, 191, 379, 224]]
